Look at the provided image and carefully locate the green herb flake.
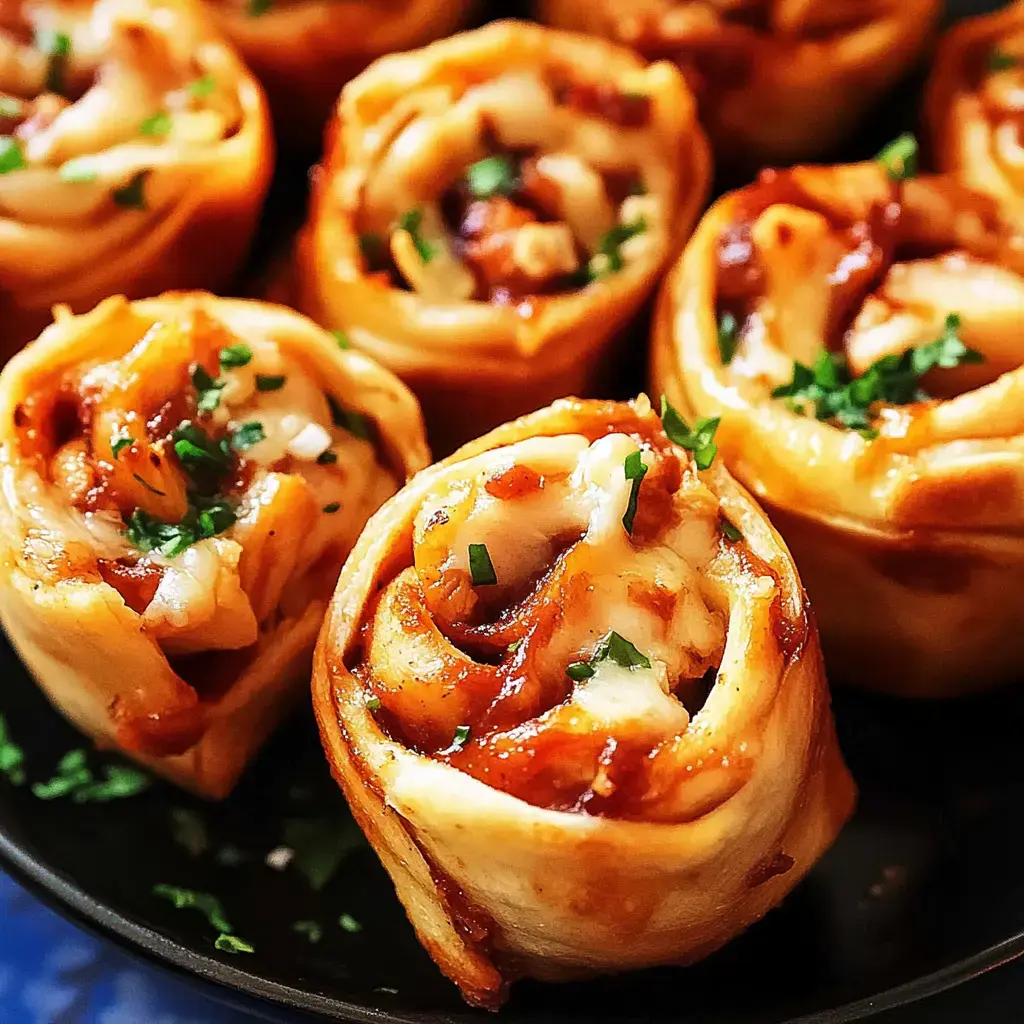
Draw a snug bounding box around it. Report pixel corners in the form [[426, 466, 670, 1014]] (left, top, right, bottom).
[[988, 48, 1019, 73], [111, 169, 150, 210], [230, 421, 265, 451], [397, 208, 435, 264], [71, 764, 149, 803], [293, 920, 323, 944], [170, 807, 210, 857], [567, 630, 651, 680], [449, 724, 471, 751], [621, 449, 648, 536], [331, 330, 351, 350], [255, 374, 286, 392], [246, 0, 273, 16], [316, 450, 338, 465], [468, 543, 497, 586], [189, 75, 216, 97], [506, 638, 523, 656], [0, 136, 26, 175], [365, 695, 382, 711], [326, 394, 371, 439], [0, 713, 26, 787], [140, 111, 172, 137], [153, 884, 233, 933], [586, 218, 646, 282], [876, 133, 918, 182], [215, 933, 254, 954], [566, 661, 595, 682], [219, 343, 253, 369], [322, 502, 341, 514], [717, 311, 739, 366], [338, 913, 362, 934], [283, 817, 365, 892], [466, 154, 518, 199], [192, 364, 225, 412], [111, 436, 134, 459], [719, 514, 743, 543], [173, 421, 231, 473], [36, 28, 71, 95], [660, 396, 720, 470], [125, 500, 236, 559], [59, 158, 98, 183]]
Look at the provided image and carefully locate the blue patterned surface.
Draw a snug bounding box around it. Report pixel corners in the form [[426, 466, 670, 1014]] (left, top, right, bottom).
[[0, 871, 280, 1024]]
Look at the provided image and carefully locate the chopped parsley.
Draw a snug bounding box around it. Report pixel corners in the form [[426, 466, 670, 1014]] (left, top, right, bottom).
[[717, 311, 739, 365], [230, 421, 265, 451], [32, 749, 149, 802], [219, 343, 253, 369], [338, 913, 363, 934], [876, 133, 918, 182], [126, 500, 237, 559], [397, 208, 435, 263], [621, 449, 647, 536], [153, 884, 232, 932], [331, 330, 351, 350], [466, 154, 518, 199], [0, 713, 26, 786], [566, 630, 652, 681], [448, 725, 471, 752], [170, 807, 209, 857], [468, 543, 497, 586], [36, 28, 71, 95], [59, 158, 98, 183], [365, 695, 382, 711], [111, 436, 134, 459], [192, 364, 226, 412], [316, 450, 338, 465], [189, 75, 216, 97], [506, 638, 523, 656], [988, 48, 1019, 72], [326, 394, 370, 439], [0, 136, 26, 175], [283, 817, 365, 892], [140, 111, 172, 137], [660, 396, 719, 470], [771, 313, 981, 439], [112, 169, 150, 210], [586, 219, 646, 281], [293, 920, 323, 944], [719, 514, 743, 543], [323, 502, 340, 514], [173, 421, 231, 475], [215, 934, 254, 954], [255, 373, 286, 392]]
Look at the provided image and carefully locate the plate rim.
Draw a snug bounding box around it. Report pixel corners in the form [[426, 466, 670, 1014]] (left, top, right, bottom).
[[2, 820, 1024, 1024]]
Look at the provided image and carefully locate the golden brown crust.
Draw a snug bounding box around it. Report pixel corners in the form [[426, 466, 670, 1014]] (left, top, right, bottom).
[[203, 0, 476, 146], [924, 1, 1024, 227], [651, 161, 1024, 696], [295, 20, 711, 454], [0, 292, 429, 797], [0, 0, 272, 358], [537, 0, 942, 167], [312, 396, 854, 1007]]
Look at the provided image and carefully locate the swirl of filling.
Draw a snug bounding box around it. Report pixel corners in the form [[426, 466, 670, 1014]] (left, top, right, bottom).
[[314, 396, 854, 1008], [0, 293, 427, 796], [926, 2, 1024, 226], [201, 0, 475, 145], [0, 0, 271, 352], [538, 0, 941, 166], [297, 20, 710, 452], [652, 158, 1024, 695]]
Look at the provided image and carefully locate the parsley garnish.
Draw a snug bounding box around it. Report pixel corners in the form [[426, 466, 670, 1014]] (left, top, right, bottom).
[[126, 500, 237, 559], [876, 133, 918, 182], [32, 749, 149, 802], [192, 364, 225, 412], [507, 638, 523, 656], [0, 137, 26, 175], [586, 219, 646, 281], [717, 311, 739, 365], [719, 514, 743, 542], [219, 343, 252, 369], [36, 28, 71, 94], [111, 436, 134, 459], [988, 48, 1019, 72], [621, 450, 647, 536], [365, 695, 381, 711], [59, 158, 98, 183], [0, 713, 26, 786], [112, 169, 150, 209], [566, 630, 652, 681], [326, 394, 370, 439], [466, 155, 518, 199], [215, 934, 254, 953], [771, 313, 981, 438], [331, 330, 350, 350], [230, 421, 265, 451], [153, 884, 232, 932], [189, 75, 216, 97], [468, 543, 497, 586], [173, 421, 231, 475], [449, 725, 471, 751], [255, 373, 286, 391], [323, 502, 340, 514], [283, 817, 365, 892], [338, 913, 363, 934], [140, 111, 172, 137], [293, 920, 323, 944], [660, 396, 719, 470], [397, 208, 435, 263]]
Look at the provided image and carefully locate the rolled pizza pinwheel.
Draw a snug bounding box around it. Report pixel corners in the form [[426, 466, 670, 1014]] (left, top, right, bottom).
[[651, 158, 1024, 697], [0, 293, 428, 798], [202, 0, 476, 146], [313, 395, 855, 1007], [537, 0, 941, 167], [925, 1, 1024, 226], [0, 0, 271, 356], [296, 20, 710, 453]]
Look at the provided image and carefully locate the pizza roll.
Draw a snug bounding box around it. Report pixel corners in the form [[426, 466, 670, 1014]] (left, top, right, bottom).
[[537, 0, 941, 167], [201, 0, 476, 146], [0, 292, 428, 797], [295, 20, 710, 453], [925, 1, 1024, 225], [0, 0, 271, 355], [313, 395, 854, 1007], [652, 157, 1024, 696]]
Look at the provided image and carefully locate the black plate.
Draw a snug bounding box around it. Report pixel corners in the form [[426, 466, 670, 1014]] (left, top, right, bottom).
[[2, 1, 1022, 1022]]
